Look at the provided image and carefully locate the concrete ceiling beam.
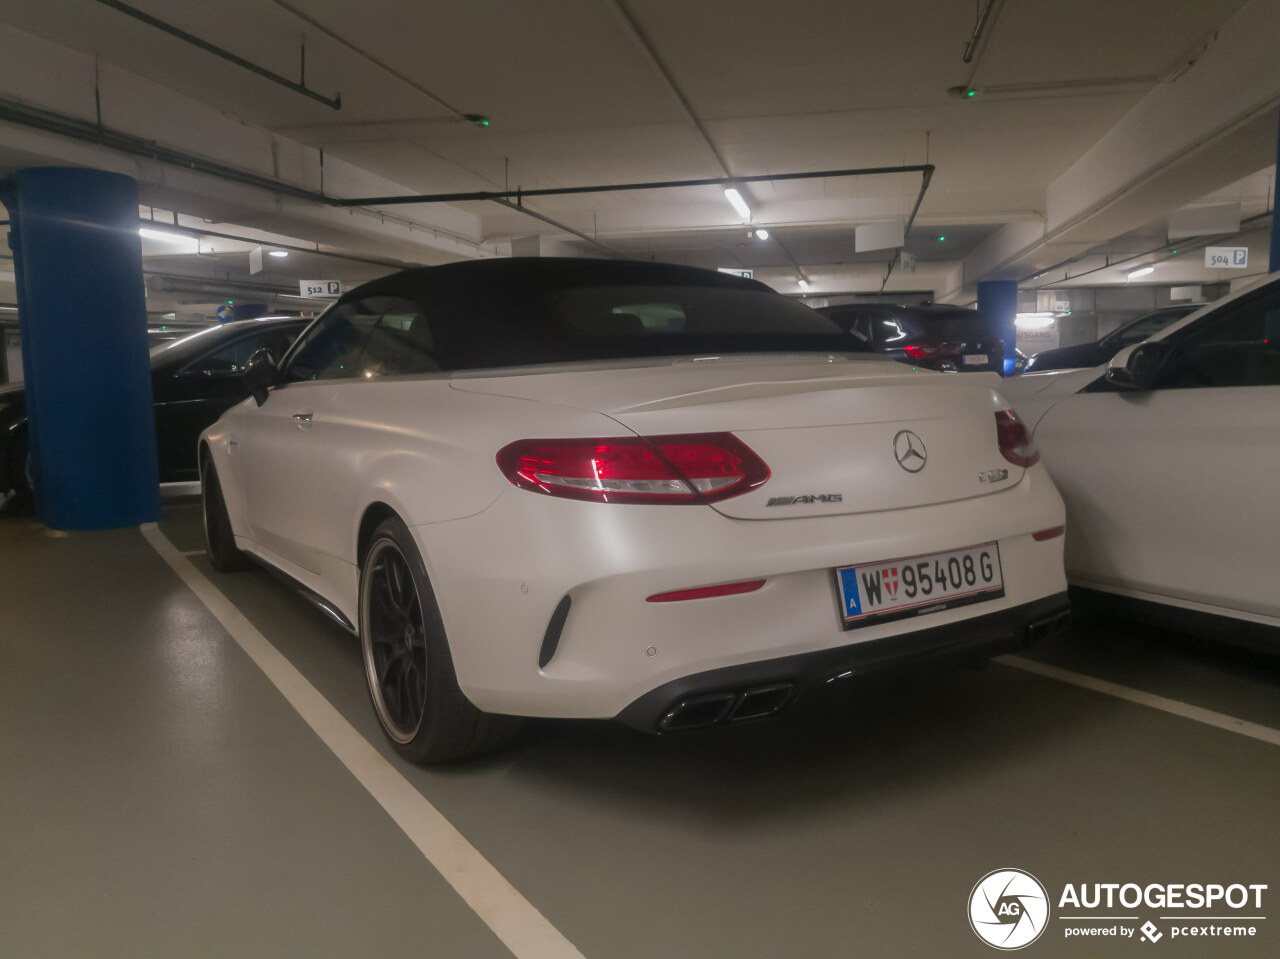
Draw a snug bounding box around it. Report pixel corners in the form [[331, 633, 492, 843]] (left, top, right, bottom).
[[949, 0, 1280, 301]]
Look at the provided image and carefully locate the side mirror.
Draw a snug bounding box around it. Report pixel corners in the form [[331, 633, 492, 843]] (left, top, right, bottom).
[[243, 348, 278, 407], [1105, 341, 1168, 391]]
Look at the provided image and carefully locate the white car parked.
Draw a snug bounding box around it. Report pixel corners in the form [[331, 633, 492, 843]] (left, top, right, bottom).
[[1004, 272, 1280, 643], [201, 259, 1069, 761]]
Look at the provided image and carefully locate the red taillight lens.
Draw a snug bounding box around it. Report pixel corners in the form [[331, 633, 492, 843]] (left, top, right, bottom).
[[995, 409, 1039, 468], [496, 433, 770, 504], [902, 344, 940, 359], [1032, 526, 1065, 541]]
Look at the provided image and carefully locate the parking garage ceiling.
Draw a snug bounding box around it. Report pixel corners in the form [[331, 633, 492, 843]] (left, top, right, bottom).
[[0, 0, 1277, 310]]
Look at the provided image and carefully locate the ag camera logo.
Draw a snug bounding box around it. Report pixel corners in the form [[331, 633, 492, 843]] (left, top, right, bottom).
[[969, 868, 1050, 950]]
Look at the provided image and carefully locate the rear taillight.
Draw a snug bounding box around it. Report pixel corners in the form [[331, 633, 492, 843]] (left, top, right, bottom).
[[903, 344, 940, 359], [496, 433, 770, 504], [995, 409, 1039, 468]]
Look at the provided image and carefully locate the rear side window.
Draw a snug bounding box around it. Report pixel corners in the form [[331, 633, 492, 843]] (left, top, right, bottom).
[[551, 286, 838, 337]]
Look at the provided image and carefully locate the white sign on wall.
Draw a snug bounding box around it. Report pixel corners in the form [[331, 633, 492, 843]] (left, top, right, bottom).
[[300, 280, 343, 297], [1204, 247, 1248, 269]]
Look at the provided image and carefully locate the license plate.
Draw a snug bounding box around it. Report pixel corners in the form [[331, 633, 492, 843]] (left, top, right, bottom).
[[962, 354, 988, 366], [835, 542, 1004, 629]]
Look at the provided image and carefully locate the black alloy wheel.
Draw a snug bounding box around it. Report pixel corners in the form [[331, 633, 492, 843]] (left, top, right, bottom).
[[363, 538, 429, 742], [359, 516, 521, 763]]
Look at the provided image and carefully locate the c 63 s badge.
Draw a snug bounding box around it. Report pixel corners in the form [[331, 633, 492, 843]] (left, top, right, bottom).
[[766, 494, 843, 507]]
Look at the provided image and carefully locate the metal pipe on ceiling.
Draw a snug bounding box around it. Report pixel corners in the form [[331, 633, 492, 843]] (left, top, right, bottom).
[[266, 0, 467, 121], [93, 0, 342, 110], [2, 96, 935, 278], [880, 166, 935, 291], [607, 0, 733, 178], [0, 96, 331, 204], [963, 0, 1008, 65], [329, 164, 936, 207]]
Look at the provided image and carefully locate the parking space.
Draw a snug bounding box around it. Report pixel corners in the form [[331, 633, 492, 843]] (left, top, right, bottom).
[[3, 498, 1275, 957]]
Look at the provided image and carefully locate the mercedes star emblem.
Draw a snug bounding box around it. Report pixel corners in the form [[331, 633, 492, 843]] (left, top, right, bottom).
[[893, 430, 927, 473]]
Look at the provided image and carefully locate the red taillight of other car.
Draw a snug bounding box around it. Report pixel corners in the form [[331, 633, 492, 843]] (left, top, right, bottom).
[[995, 409, 1040, 468], [496, 433, 770, 504], [902, 344, 940, 359]]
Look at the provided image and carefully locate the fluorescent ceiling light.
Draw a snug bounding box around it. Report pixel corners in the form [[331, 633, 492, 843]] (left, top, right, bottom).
[[139, 228, 192, 242], [755, 228, 770, 241], [798, 278, 810, 291], [724, 188, 751, 220], [268, 250, 289, 258], [1127, 266, 1155, 279], [1015, 314, 1056, 331]]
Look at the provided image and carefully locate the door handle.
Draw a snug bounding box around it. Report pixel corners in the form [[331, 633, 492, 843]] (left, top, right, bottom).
[[292, 411, 314, 429]]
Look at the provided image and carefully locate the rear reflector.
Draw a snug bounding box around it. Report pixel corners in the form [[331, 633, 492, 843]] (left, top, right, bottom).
[[497, 433, 770, 505], [647, 579, 766, 603], [995, 409, 1040, 468], [1032, 525, 1065, 541]]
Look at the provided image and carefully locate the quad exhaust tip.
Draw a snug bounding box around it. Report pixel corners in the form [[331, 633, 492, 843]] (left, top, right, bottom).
[[658, 683, 796, 732]]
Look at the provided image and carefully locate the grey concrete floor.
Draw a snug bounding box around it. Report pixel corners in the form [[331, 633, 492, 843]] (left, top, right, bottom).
[[2, 495, 1277, 958]]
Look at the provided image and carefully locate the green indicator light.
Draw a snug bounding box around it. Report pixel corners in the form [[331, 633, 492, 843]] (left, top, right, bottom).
[[937, 236, 946, 242], [1171, 249, 1179, 254], [967, 90, 976, 97]]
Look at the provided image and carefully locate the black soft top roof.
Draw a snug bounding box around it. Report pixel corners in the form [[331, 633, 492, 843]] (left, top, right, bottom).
[[344, 257, 773, 302]]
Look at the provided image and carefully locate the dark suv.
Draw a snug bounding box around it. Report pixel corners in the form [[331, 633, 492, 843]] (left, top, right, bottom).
[[818, 303, 1004, 372]]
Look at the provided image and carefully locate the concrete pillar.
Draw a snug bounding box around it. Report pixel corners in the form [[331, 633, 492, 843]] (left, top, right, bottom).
[[0, 168, 158, 529], [977, 280, 1018, 376]]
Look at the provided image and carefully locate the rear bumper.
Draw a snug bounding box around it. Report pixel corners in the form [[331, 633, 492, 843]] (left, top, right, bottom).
[[416, 463, 1067, 720], [615, 593, 1071, 732]]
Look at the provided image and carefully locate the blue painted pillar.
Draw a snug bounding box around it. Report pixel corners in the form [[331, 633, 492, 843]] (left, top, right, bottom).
[[0, 168, 158, 529], [1271, 110, 1280, 273], [977, 280, 1018, 376]]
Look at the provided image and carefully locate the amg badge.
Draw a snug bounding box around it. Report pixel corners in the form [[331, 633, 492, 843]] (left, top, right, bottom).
[[766, 494, 843, 507]]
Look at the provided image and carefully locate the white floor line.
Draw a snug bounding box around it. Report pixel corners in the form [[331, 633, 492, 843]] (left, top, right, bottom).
[[995, 654, 1280, 748], [140, 523, 586, 959]]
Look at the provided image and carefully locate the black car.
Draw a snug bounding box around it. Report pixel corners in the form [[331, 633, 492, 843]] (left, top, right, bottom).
[[1021, 304, 1199, 373], [0, 316, 308, 500], [817, 303, 1004, 372]]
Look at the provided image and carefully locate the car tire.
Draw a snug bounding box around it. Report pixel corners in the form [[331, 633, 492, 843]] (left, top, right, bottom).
[[201, 451, 252, 572], [360, 516, 521, 763], [2, 429, 34, 511]]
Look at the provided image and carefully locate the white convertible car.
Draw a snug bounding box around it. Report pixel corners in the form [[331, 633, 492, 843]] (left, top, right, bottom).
[[201, 259, 1069, 761], [1004, 271, 1280, 646]]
